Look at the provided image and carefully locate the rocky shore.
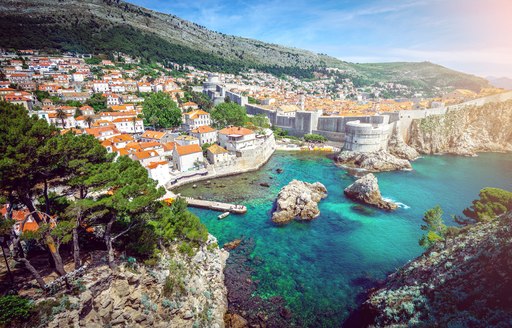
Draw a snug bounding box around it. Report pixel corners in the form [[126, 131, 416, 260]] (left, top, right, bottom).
[[349, 210, 512, 327], [271, 180, 328, 224], [336, 150, 412, 172], [344, 174, 397, 211], [47, 235, 228, 328]]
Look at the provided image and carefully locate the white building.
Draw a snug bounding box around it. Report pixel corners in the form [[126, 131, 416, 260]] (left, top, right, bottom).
[[343, 120, 391, 152], [206, 144, 230, 165], [173, 144, 203, 172], [146, 161, 171, 187], [175, 135, 200, 146], [218, 126, 256, 152], [190, 125, 218, 146], [182, 110, 211, 131], [93, 81, 109, 93], [112, 117, 145, 134]]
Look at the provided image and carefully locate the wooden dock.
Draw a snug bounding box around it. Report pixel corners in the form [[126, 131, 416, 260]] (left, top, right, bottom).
[[184, 197, 247, 214]]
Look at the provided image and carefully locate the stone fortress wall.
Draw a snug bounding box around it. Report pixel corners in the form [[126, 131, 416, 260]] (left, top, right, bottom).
[[205, 75, 512, 151]]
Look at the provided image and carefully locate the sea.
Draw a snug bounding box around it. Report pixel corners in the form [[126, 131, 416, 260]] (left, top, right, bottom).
[[175, 151, 512, 327]]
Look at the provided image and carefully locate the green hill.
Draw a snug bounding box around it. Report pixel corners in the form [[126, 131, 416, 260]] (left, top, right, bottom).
[[0, 0, 489, 92]]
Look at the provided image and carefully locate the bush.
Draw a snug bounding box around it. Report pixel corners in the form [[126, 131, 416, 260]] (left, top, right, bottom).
[[163, 261, 186, 297], [0, 295, 32, 325], [304, 133, 328, 143]]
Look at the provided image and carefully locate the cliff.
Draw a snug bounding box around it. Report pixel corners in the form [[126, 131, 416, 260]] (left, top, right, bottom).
[[407, 101, 512, 155], [351, 211, 512, 327], [47, 235, 228, 328]]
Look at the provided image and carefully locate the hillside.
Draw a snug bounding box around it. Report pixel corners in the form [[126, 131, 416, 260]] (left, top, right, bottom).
[[0, 0, 489, 91], [346, 210, 512, 327]]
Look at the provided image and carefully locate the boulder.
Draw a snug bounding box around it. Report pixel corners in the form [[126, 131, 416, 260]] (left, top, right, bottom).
[[224, 239, 242, 250], [272, 180, 328, 224], [224, 313, 249, 328], [344, 173, 397, 211], [336, 150, 412, 172]]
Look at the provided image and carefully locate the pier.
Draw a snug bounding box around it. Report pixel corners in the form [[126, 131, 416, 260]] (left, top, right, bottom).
[[184, 197, 247, 214]]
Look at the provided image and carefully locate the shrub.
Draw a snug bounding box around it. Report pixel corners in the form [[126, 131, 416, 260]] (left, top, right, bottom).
[[0, 295, 32, 325], [303, 133, 328, 143]]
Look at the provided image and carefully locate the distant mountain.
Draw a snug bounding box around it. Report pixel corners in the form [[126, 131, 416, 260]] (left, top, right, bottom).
[[487, 76, 512, 90], [0, 0, 490, 93]]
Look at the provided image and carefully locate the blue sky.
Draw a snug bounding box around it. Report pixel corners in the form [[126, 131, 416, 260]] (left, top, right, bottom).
[[127, 0, 512, 78]]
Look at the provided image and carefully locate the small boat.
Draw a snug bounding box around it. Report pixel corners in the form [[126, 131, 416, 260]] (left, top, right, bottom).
[[218, 212, 230, 220]]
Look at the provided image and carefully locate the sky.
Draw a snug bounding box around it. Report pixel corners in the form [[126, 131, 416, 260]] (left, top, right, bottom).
[[127, 0, 512, 78]]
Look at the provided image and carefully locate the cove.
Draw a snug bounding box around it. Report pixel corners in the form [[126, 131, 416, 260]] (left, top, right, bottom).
[[175, 151, 512, 326]]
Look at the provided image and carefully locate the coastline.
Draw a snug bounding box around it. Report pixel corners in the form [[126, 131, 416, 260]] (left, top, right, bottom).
[[167, 136, 277, 190]]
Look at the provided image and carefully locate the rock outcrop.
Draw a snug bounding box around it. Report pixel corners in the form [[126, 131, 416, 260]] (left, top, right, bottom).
[[352, 210, 512, 327], [271, 180, 328, 224], [336, 150, 412, 172], [344, 174, 397, 210], [388, 125, 420, 160], [47, 235, 228, 328], [407, 101, 512, 155]]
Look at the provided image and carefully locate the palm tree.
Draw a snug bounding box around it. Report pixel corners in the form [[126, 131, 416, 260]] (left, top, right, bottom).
[[55, 108, 67, 128], [85, 116, 94, 128]]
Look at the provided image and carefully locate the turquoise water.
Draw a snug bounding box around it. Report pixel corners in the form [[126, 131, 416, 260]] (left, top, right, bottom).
[[176, 152, 512, 326]]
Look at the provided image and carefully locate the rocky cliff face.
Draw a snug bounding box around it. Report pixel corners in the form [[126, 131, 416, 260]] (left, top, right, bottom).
[[388, 125, 420, 161], [344, 173, 397, 211], [407, 101, 512, 155], [352, 211, 512, 327], [272, 180, 328, 224], [47, 235, 228, 328]]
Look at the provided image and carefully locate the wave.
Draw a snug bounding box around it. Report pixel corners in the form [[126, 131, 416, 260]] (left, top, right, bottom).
[[382, 197, 410, 209]]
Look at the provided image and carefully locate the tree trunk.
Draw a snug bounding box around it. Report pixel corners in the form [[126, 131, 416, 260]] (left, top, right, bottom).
[[73, 226, 81, 269], [18, 257, 47, 290], [13, 238, 46, 290], [43, 179, 50, 215], [105, 216, 116, 270], [45, 235, 66, 276]]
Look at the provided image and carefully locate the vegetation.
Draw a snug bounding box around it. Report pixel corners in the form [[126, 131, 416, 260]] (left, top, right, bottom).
[[419, 205, 447, 248], [304, 133, 327, 143], [419, 188, 512, 248], [142, 92, 182, 129], [457, 188, 512, 225], [210, 102, 247, 128], [0, 295, 32, 325], [0, 102, 208, 293], [86, 93, 107, 113]]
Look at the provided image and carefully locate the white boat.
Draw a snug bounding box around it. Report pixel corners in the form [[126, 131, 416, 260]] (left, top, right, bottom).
[[218, 212, 230, 220]]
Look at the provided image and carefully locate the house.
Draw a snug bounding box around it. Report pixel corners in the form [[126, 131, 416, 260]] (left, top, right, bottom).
[[218, 126, 256, 152], [173, 144, 203, 172], [111, 104, 135, 112], [112, 117, 145, 134], [93, 81, 109, 93], [84, 126, 121, 141], [145, 161, 171, 186], [137, 82, 152, 93], [140, 130, 174, 143], [190, 125, 218, 146], [182, 110, 211, 131], [106, 93, 122, 106], [130, 150, 162, 166], [72, 73, 85, 82], [80, 105, 95, 116], [206, 144, 230, 165], [175, 135, 200, 146], [182, 101, 199, 111]]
